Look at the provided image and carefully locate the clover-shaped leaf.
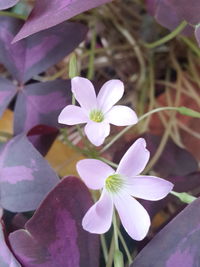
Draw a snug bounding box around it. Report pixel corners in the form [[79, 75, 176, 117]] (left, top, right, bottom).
[[0, 134, 59, 212], [131, 197, 200, 266], [0, 16, 87, 83], [9, 177, 99, 267], [13, 0, 111, 42]]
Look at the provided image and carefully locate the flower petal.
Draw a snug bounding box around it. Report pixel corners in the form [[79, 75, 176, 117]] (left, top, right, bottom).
[[97, 80, 124, 113], [114, 192, 150, 240], [126, 176, 174, 200], [82, 190, 113, 234], [76, 159, 114, 190], [84, 121, 110, 146], [117, 138, 150, 177], [71, 77, 97, 111], [58, 105, 88, 125], [105, 105, 138, 126]]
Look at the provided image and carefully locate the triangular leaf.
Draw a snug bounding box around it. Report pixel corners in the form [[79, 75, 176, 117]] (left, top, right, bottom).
[[0, 134, 59, 212], [0, 16, 87, 83], [131, 197, 200, 267], [9, 177, 99, 267], [0, 222, 21, 267], [0, 77, 17, 118], [13, 0, 111, 41], [14, 79, 71, 135]]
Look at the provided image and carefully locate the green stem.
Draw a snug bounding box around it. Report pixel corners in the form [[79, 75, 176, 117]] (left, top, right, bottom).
[[106, 236, 115, 267], [144, 20, 187, 49], [113, 210, 119, 250], [87, 23, 96, 80], [100, 234, 108, 263], [181, 36, 200, 57], [75, 125, 93, 153], [0, 11, 26, 20], [100, 107, 178, 153], [118, 229, 133, 265], [98, 157, 118, 168], [72, 94, 76, 105], [60, 128, 86, 155]]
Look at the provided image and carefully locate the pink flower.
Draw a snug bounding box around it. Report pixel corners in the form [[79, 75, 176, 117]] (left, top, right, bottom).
[[76, 138, 173, 240], [58, 77, 138, 146]]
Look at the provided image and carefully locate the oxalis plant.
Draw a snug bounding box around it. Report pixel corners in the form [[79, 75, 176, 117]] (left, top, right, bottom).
[[0, 0, 200, 266]]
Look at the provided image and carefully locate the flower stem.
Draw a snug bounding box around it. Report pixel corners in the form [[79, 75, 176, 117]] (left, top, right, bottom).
[[98, 157, 118, 168], [118, 229, 133, 265], [113, 210, 119, 250], [112, 211, 124, 267], [72, 94, 76, 105], [100, 234, 108, 263], [144, 20, 187, 49], [0, 11, 26, 20], [100, 106, 178, 153], [181, 36, 200, 57], [87, 22, 96, 80], [106, 236, 115, 267]]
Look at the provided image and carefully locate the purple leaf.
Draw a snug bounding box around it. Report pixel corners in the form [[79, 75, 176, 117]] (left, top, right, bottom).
[[145, 134, 198, 176], [0, 0, 19, 10], [0, 134, 59, 212], [145, 0, 158, 16], [27, 125, 59, 156], [168, 172, 200, 193], [146, 0, 199, 40], [14, 80, 71, 135], [155, 0, 193, 34], [0, 222, 21, 267], [0, 77, 17, 118], [131, 197, 200, 267], [13, 0, 111, 41], [0, 16, 87, 83], [167, 0, 200, 25], [9, 177, 99, 267], [0, 17, 25, 82], [10, 213, 29, 233]]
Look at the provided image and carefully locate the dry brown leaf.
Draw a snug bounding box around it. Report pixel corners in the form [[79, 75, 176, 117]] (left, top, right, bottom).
[[46, 139, 84, 177], [0, 109, 13, 142]]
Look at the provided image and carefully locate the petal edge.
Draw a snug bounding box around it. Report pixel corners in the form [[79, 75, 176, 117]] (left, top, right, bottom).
[[82, 190, 113, 234]]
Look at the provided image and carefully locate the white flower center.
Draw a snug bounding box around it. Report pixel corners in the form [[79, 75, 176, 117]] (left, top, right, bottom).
[[105, 174, 124, 193], [89, 109, 104, 123]]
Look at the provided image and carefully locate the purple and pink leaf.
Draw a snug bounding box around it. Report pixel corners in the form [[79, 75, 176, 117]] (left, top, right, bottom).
[[0, 134, 59, 212], [0, 16, 85, 152], [9, 177, 99, 267], [131, 197, 200, 266], [14, 79, 71, 135], [146, 0, 200, 44], [0, 221, 21, 267], [0, 16, 87, 83], [0, 0, 19, 10], [0, 78, 17, 118], [13, 0, 112, 42]]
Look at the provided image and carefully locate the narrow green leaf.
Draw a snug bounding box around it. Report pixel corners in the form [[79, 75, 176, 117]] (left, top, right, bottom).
[[171, 191, 197, 204], [178, 106, 200, 118]]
